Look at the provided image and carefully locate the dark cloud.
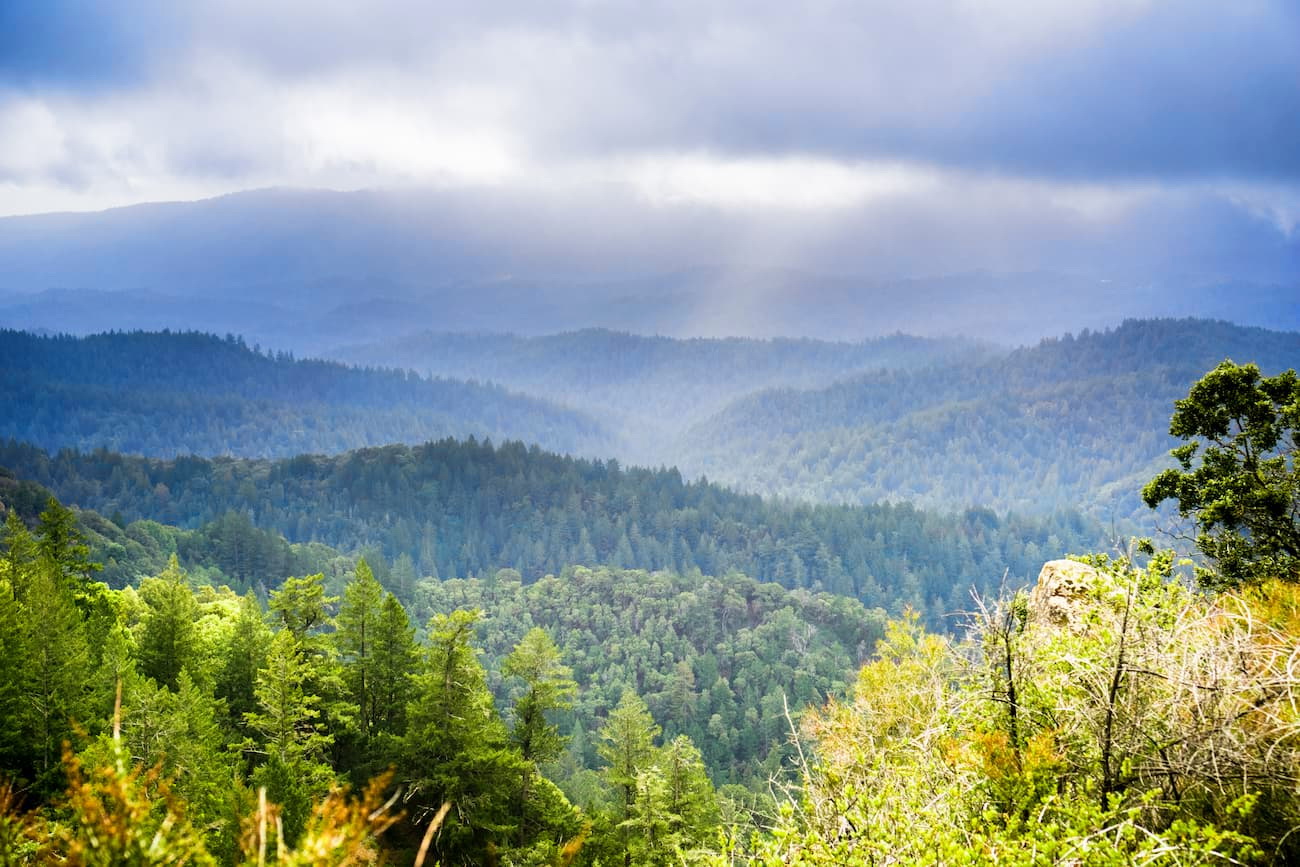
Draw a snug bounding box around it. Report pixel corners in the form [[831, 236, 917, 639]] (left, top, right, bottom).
[[5, 1, 1296, 183]]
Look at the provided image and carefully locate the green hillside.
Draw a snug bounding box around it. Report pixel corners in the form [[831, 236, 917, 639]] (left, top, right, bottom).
[[677, 319, 1300, 519], [0, 329, 611, 458]]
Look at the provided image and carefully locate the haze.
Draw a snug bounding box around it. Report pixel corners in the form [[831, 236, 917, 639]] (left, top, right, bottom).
[[1, 0, 1296, 343]]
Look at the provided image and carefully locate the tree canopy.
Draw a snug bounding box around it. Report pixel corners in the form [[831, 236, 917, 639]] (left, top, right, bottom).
[[1143, 360, 1300, 588]]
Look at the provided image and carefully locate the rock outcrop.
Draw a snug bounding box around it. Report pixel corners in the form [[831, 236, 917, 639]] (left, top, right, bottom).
[[1027, 559, 1105, 634]]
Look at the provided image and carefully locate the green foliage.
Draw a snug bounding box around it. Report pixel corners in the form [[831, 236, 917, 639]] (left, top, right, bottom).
[[1143, 360, 1300, 588], [0, 328, 609, 459], [760, 553, 1300, 864], [599, 690, 661, 816], [268, 573, 336, 640], [214, 592, 273, 737], [0, 437, 1103, 628], [334, 558, 385, 738], [136, 555, 201, 690], [244, 629, 335, 845], [679, 318, 1300, 521], [403, 609, 535, 864], [504, 628, 577, 767], [418, 565, 881, 786]]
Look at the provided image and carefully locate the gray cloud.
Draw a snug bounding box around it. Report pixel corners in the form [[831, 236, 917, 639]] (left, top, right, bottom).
[[5, 1, 1297, 181], [0, 0, 1295, 302]]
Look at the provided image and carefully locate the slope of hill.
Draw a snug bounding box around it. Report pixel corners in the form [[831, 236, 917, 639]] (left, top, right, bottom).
[[327, 328, 988, 463], [675, 319, 1300, 519], [0, 438, 1102, 624], [0, 474, 884, 804], [0, 329, 611, 458]]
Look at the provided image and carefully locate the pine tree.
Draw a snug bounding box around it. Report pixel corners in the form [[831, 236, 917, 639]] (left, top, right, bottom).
[[244, 629, 334, 845], [137, 555, 200, 691], [370, 593, 416, 737], [215, 592, 272, 734], [335, 558, 385, 736], [503, 627, 577, 845], [0, 566, 29, 772], [504, 627, 577, 767], [598, 689, 660, 817], [35, 496, 99, 591], [656, 734, 719, 851], [268, 573, 336, 640], [0, 511, 37, 604], [404, 609, 526, 864], [20, 558, 91, 792]]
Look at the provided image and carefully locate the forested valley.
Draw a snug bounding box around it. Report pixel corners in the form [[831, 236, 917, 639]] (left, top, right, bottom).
[[1, 325, 1299, 864]]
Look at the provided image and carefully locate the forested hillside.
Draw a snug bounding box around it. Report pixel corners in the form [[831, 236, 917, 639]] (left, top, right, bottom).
[[678, 319, 1300, 518], [0, 438, 1101, 625], [0, 330, 610, 458], [328, 329, 985, 462], [0, 479, 885, 863]]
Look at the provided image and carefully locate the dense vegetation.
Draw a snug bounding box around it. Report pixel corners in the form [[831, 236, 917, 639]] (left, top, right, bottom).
[[1, 356, 1298, 864], [0, 438, 1101, 626], [0, 492, 882, 864], [677, 319, 1300, 519], [0, 329, 609, 458], [328, 329, 985, 463], [759, 555, 1300, 864], [4, 320, 1294, 527]]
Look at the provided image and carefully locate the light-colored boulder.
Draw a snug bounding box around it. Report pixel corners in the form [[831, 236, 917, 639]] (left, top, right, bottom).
[[1027, 559, 1104, 634]]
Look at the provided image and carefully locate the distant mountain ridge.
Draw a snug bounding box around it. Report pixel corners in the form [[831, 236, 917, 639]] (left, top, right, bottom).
[[1, 188, 1295, 348], [673, 318, 1300, 520], [327, 328, 987, 464], [0, 329, 610, 458]]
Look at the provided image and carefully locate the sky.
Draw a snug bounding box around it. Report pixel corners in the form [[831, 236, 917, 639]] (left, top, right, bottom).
[[0, 0, 1297, 286]]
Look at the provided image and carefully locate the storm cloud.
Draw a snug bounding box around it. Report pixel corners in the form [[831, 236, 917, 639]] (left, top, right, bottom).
[[0, 0, 1296, 304]]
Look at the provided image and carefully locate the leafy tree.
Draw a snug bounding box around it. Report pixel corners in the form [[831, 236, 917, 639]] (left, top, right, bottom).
[[1144, 360, 1300, 587]]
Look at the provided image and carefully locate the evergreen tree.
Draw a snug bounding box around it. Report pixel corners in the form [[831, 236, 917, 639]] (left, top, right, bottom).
[[214, 591, 272, 735], [0, 511, 37, 603], [599, 690, 661, 816], [504, 627, 577, 767], [0, 565, 29, 772], [335, 558, 385, 736], [20, 557, 91, 792], [268, 573, 335, 640], [244, 629, 334, 845], [370, 592, 416, 737], [404, 609, 527, 865], [137, 555, 200, 691], [503, 627, 577, 845], [656, 734, 720, 851], [598, 689, 661, 865], [35, 496, 100, 591]]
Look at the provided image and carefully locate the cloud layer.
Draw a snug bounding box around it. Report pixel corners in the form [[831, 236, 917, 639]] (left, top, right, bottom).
[[0, 0, 1296, 286]]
